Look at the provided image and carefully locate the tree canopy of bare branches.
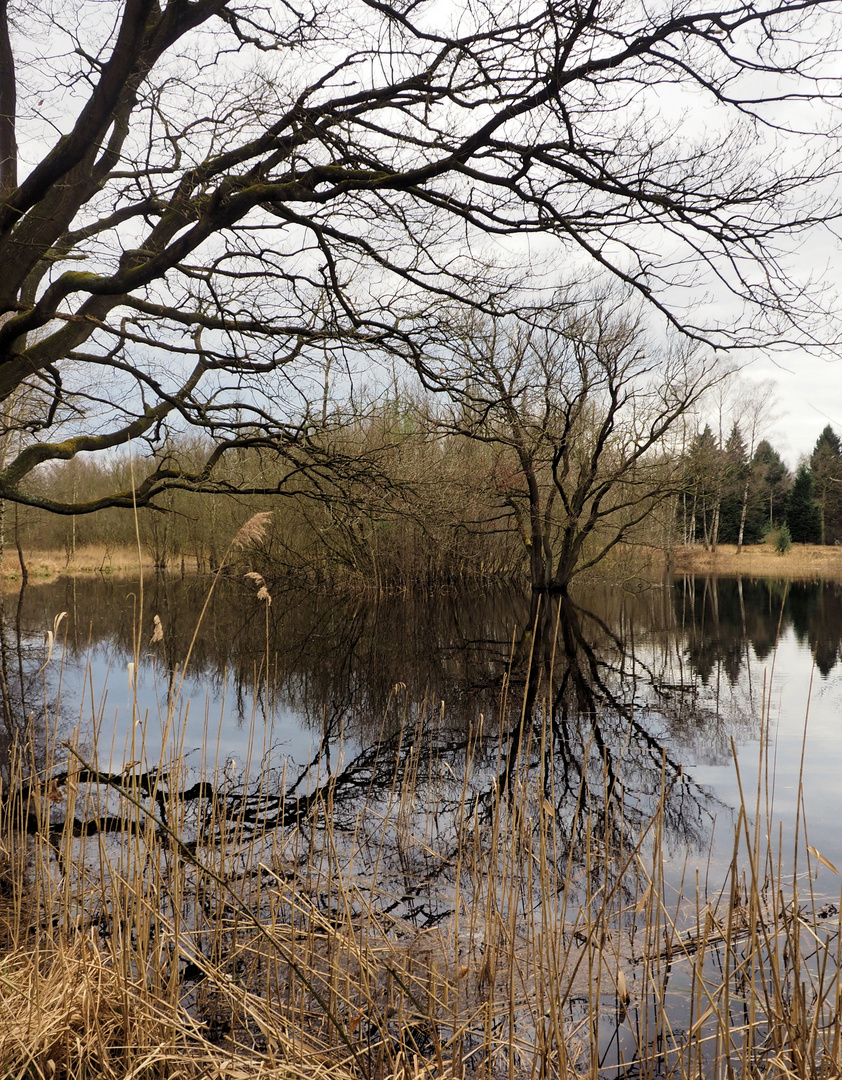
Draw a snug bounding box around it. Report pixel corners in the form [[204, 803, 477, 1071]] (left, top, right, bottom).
[[433, 302, 714, 592], [1, 0, 841, 513]]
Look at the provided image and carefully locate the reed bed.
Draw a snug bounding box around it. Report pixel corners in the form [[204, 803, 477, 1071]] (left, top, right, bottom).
[[0, 577, 839, 1080]]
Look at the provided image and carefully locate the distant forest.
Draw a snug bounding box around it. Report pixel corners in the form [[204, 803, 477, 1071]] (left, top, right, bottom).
[[684, 422, 842, 552], [6, 404, 841, 588]]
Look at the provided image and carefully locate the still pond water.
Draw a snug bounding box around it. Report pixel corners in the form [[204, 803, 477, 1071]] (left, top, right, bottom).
[[8, 571, 842, 1074], [6, 571, 842, 889]]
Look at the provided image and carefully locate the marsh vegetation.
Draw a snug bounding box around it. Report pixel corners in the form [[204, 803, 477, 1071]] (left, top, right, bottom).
[[3, 0, 842, 1073], [0, 568, 840, 1079]]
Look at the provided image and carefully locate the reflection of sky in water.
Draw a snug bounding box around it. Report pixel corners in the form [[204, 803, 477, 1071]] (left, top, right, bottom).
[[16, 575, 842, 1080], [52, 639, 325, 775], [15, 573, 842, 895], [685, 626, 842, 892]]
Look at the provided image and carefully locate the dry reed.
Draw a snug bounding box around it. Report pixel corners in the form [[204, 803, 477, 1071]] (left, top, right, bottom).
[[675, 542, 842, 581], [0, 556, 839, 1080]]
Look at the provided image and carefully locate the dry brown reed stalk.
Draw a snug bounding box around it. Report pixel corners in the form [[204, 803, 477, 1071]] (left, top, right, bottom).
[[4, 579, 842, 1080], [0, 939, 355, 1080], [172, 513, 274, 708], [233, 512, 274, 551], [6, 711, 842, 1080]]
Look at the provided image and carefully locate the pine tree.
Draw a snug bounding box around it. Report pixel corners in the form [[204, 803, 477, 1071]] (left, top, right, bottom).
[[786, 464, 822, 544], [718, 423, 749, 544], [810, 425, 842, 544], [747, 440, 790, 540], [685, 425, 722, 548]]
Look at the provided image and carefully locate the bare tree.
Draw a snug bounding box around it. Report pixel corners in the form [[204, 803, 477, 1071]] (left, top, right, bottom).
[[0, 0, 840, 514], [431, 300, 718, 593], [734, 380, 777, 552]]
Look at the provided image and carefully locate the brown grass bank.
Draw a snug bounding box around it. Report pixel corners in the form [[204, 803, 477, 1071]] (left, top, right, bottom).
[[674, 541, 842, 579], [0, 545, 194, 585], [5, 539, 842, 593], [1, 540, 667, 592]]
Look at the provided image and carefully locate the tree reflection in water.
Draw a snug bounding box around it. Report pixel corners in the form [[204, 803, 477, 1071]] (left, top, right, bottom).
[[676, 575, 842, 682], [0, 582, 60, 785], [5, 574, 736, 929], [7, 574, 842, 1077]]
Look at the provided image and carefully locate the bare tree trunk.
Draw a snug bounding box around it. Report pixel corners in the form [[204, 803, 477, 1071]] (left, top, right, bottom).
[[662, 495, 676, 586], [14, 502, 25, 585], [0, 0, 17, 198], [736, 472, 751, 553], [710, 454, 723, 553]]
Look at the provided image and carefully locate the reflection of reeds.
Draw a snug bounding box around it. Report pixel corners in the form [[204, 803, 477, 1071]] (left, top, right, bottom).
[[1, 599, 841, 1079]]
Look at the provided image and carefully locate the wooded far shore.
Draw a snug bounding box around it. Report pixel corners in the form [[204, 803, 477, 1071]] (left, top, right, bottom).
[[5, 541, 842, 588]]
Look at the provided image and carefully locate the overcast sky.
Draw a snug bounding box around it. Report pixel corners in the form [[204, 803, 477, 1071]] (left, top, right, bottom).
[[748, 352, 842, 467]]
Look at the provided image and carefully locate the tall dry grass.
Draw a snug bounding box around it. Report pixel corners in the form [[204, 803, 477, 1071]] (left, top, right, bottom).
[[675, 541, 842, 581], [0, 546, 839, 1080]]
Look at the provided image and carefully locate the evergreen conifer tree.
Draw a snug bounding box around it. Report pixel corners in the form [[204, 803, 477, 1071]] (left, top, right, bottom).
[[686, 425, 722, 548], [719, 423, 749, 544], [786, 465, 822, 544], [810, 425, 842, 544], [747, 440, 790, 540]]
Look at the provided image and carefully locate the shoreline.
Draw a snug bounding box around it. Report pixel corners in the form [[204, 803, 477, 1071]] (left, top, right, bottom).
[[6, 541, 842, 590], [672, 541, 842, 580], [0, 546, 181, 586]]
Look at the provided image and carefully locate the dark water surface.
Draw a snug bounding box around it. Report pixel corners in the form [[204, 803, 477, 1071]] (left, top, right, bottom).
[[6, 571, 841, 882], [7, 571, 842, 1074]]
